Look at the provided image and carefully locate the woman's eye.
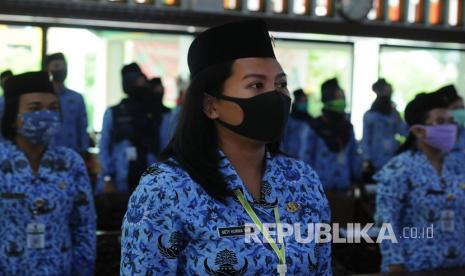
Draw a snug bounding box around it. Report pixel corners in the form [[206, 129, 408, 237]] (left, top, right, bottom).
[[249, 82, 264, 89], [277, 82, 288, 89]]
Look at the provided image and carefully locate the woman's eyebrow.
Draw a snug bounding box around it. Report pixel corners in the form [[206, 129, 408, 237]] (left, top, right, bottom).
[[275, 72, 287, 80], [242, 74, 266, 80]]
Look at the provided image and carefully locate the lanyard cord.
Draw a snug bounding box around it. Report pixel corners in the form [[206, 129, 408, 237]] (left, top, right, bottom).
[[233, 189, 286, 268]]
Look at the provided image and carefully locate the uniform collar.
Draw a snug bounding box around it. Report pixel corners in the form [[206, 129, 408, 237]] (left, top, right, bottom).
[[218, 149, 279, 207]]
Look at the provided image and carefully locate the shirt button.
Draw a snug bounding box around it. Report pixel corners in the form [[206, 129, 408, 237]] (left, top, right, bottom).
[[447, 194, 456, 201], [35, 199, 46, 208], [59, 183, 66, 189]]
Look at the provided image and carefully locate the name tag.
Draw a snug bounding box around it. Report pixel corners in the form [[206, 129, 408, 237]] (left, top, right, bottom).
[[217, 226, 255, 238], [27, 223, 45, 249], [126, 147, 138, 161], [1, 193, 25, 200], [441, 210, 455, 232]]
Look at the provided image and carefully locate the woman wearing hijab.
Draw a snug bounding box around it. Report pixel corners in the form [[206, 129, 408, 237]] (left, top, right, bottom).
[[282, 89, 314, 159], [301, 78, 361, 191], [361, 79, 407, 175], [375, 91, 465, 272], [121, 20, 331, 275], [0, 72, 96, 275]]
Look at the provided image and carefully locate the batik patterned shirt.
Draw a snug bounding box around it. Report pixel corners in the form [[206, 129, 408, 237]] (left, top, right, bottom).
[[375, 150, 465, 272], [121, 152, 332, 275], [0, 141, 96, 275]]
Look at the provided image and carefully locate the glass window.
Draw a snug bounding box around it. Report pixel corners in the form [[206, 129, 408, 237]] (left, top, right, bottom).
[[0, 24, 42, 94], [47, 27, 193, 132], [379, 46, 465, 112], [274, 40, 354, 117]]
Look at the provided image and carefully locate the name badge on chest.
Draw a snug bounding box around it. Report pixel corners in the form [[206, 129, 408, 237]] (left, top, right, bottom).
[[441, 210, 455, 233], [126, 147, 138, 161], [27, 222, 45, 249], [217, 226, 255, 238]]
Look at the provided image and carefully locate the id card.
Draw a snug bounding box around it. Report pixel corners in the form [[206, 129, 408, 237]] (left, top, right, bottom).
[[126, 147, 138, 161], [337, 153, 346, 165], [441, 210, 455, 232], [27, 223, 45, 249]]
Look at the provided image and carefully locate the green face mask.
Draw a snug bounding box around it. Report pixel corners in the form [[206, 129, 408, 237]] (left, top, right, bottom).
[[324, 99, 346, 113], [451, 108, 465, 127]]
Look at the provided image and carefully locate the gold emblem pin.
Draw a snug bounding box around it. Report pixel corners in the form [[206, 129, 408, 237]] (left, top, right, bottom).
[[460, 183, 465, 190], [59, 183, 66, 190], [447, 194, 456, 201], [285, 202, 300, 213]]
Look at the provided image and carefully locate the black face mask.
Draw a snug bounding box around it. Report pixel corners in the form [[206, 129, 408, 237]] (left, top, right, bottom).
[[216, 90, 291, 142], [128, 86, 152, 102], [51, 69, 67, 83]]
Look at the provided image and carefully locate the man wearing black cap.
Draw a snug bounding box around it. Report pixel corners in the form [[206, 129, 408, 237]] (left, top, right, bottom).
[[360, 79, 407, 177], [45, 53, 89, 154], [435, 84, 465, 152], [375, 91, 465, 273], [0, 71, 96, 275], [302, 78, 361, 191], [98, 62, 165, 194], [121, 19, 331, 275]]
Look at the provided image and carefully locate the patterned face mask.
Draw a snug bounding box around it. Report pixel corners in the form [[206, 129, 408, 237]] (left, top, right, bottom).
[[17, 110, 61, 145]]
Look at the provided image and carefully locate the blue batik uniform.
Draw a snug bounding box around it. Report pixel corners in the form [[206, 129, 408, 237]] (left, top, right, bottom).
[[282, 116, 313, 160], [375, 150, 465, 272], [453, 127, 465, 153], [97, 107, 170, 193], [0, 96, 4, 139], [51, 88, 89, 153], [302, 127, 361, 190], [361, 111, 408, 171], [0, 141, 96, 275], [159, 107, 180, 151], [121, 152, 332, 275]]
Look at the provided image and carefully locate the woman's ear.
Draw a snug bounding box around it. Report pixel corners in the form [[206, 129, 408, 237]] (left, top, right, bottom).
[[410, 125, 427, 140], [203, 93, 219, 119]]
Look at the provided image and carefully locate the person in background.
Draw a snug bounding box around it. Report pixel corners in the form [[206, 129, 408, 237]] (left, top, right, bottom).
[[303, 78, 361, 191], [0, 71, 96, 275], [375, 91, 465, 273], [121, 19, 331, 275], [159, 76, 189, 150], [0, 70, 13, 123], [282, 88, 314, 159], [44, 53, 89, 154], [361, 79, 407, 178], [435, 84, 465, 152], [98, 63, 166, 194]]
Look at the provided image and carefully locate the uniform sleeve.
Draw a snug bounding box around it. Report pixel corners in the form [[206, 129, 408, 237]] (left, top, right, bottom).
[[302, 163, 332, 275], [301, 127, 317, 166], [396, 112, 409, 137], [348, 128, 362, 182], [374, 158, 408, 270], [99, 108, 115, 180], [120, 166, 186, 275], [159, 111, 172, 152], [69, 151, 97, 275], [360, 112, 373, 162], [317, 184, 332, 275], [77, 95, 89, 152]]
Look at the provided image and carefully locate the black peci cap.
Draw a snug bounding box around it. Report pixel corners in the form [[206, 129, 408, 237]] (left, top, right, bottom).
[[3, 71, 55, 101], [187, 19, 276, 77], [404, 92, 449, 126]]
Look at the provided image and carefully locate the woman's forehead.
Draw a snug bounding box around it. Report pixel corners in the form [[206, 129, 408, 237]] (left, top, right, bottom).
[[232, 58, 284, 76]]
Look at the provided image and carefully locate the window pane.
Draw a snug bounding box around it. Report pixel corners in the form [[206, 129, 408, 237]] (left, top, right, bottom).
[[379, 46, 465, 112], [47, 27, 192, 132], [274, 40, 353, 117], [0, 24, 42, 94]]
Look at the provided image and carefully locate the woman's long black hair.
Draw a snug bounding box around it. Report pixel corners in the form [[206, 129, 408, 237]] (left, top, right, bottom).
[[159, 61, 281, 201], [396, 113, 428, 154]]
